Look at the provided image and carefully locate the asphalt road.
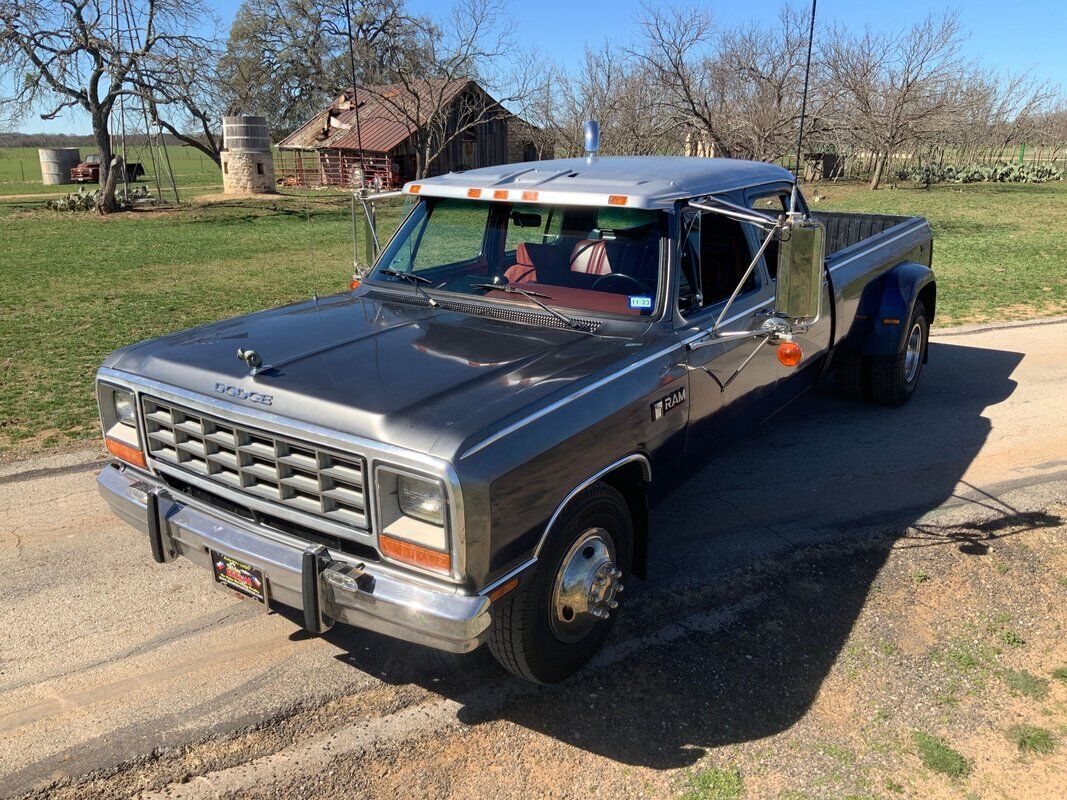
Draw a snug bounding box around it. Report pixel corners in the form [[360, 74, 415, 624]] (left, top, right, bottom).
[[2, 319, 1066, 798]]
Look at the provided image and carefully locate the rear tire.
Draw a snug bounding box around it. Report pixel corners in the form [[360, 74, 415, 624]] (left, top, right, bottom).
[[487, 482, 632, 683], [868, 300, 929, 406], [833, 353, 867, 400]]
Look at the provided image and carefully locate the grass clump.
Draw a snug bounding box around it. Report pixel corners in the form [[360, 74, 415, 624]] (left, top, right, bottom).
[[912, 731, 971, 778], [999, 629, 1026, 647], [682, 765, 744, 800], [1052, 666, 1067, 683], [1002, 669, 1050, 700], [1007, 724, 1056, 754]]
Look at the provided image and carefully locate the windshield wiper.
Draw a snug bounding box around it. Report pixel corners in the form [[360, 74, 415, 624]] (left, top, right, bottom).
[[379, 268, 439, 307], [470, 283, 584, 330]]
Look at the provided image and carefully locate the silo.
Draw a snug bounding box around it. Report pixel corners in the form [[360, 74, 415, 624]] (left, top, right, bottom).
[[221, 116, 276, 194], [38, 148, 82, 185]]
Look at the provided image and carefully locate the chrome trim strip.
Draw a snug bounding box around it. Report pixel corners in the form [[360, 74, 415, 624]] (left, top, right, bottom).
[[534, 453, 652, 557], [98, 367, 467, 583], [478, 557, 538, 597], [459, 345, 680, 459], [459, 297, 776, 460], [827, 220, 926, 273]]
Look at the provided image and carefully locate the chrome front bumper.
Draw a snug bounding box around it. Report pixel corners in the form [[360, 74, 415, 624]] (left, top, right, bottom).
[[97, 463, 491, 653]]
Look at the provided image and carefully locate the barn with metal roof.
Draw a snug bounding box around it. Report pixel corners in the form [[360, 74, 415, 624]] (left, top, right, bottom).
[[276, 79, 544, 189]]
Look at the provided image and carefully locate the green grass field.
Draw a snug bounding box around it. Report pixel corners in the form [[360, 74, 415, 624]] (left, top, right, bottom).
[[0, 177, 1064, 458], [0, 144, 225, 196]]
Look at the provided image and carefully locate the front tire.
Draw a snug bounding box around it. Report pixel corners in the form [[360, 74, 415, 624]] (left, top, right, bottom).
[[487, 482, 633, 683]]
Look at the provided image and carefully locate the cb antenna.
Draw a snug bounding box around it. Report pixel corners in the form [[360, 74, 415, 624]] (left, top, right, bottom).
[[790, 0, 818, 214]]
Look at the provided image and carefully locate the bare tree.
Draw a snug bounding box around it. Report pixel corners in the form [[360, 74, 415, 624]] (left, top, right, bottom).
[[633, 2, 738, 158], [824, 12, 967, 189], [132, 38, 227, 164], [0, 0, 213, 210], [365, 0, 543, 178], [717, 8, 832, 163], [547, 44, 676, 157], [219, 0, 421, 135]]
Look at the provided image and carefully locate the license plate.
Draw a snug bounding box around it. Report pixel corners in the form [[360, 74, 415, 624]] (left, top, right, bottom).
[[211, 550, 267, 603]]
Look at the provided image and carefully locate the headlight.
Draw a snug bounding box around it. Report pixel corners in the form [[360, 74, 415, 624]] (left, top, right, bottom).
[[397, 474, 445, 526], [114, 392, 136, 426], [97, 382, 145, 468], [375, 467, 451, 575]]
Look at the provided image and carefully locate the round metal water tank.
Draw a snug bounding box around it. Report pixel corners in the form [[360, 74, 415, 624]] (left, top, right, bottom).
[[38, 148, 81, 185], [223, 116, 271, 152]]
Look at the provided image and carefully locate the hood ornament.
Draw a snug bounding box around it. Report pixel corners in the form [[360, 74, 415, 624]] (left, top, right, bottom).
[[237, 348, 263, 372]]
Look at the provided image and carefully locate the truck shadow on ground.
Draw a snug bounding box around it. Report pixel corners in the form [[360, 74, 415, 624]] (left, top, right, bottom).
[[319, 339, 1048, 768]]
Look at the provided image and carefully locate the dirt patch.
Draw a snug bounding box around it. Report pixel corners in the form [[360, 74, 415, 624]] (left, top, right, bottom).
[[225, 507, 1066, 800]]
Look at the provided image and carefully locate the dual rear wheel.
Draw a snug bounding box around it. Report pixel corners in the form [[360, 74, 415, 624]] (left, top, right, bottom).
[[836, 299, 930, 405]]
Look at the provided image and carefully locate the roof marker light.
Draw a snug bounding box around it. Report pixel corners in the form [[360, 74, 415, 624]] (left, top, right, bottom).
[[493, 189, 509, 200], [521, 190, 539, 201], [408, 184, 421, 194], [607, 195, 628, 206], [467, 188, 482, 198]]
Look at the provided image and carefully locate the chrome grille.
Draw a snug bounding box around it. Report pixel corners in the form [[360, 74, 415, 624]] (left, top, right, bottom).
[[141, 397, 367, 529]]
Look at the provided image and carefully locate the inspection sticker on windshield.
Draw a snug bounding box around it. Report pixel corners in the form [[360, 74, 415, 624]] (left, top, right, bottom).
[[628, 295, 653, 310]]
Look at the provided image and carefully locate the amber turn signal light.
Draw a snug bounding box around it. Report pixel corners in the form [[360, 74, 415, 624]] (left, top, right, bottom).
[[380, 534, 451, 573], [349, 276, 361, 290], [105, 437, 147, 469], [777, 341, 803, 367], [487, 576, 519, 603]]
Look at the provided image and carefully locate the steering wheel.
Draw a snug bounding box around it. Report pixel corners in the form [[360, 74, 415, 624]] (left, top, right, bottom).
[[592, 273, 648, 295]]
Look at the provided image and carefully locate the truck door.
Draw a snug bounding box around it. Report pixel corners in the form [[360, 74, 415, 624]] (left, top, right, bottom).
[[746, 188, 834, 405], [681, 208, 780, 465]]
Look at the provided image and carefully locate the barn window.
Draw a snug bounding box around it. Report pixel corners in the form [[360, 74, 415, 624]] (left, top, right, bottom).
[[256, 162, 263, 175], [223, 161, 228, 174]]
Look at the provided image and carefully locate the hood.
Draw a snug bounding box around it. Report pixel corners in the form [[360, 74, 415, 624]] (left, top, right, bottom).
[[104, 290, 644, 459]]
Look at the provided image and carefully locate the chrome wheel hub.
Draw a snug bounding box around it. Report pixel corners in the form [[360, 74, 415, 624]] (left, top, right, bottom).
[[550, 528, 622, 643], [904, 321, 923, 383]]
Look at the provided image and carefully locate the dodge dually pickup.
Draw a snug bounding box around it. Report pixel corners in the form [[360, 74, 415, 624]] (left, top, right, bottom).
[[97, 153, 934, 683]]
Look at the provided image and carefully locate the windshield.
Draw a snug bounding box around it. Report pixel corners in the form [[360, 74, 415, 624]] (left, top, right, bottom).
[[370, 198, 665, 318]]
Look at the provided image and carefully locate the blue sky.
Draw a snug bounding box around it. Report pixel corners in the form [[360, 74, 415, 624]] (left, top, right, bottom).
[[20, 0, 1067, 134]]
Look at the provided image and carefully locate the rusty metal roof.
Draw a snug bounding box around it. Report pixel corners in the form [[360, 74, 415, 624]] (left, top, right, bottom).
[[278, 80, 472, 153]]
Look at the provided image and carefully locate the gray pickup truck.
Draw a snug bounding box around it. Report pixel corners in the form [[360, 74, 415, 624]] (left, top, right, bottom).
[[97, 154, 934, 682]]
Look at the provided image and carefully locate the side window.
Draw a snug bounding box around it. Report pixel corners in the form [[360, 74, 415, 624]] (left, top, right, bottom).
[[677, 211, 758, 314], [750, 193, 789, 279], [678, 211, 701, 312]]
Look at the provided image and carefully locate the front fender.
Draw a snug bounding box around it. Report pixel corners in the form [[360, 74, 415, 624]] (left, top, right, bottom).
[[861, 262, 935, 357]]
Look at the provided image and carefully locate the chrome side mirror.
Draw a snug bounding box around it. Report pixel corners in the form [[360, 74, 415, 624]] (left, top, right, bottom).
[[775, 216, 825, 322]]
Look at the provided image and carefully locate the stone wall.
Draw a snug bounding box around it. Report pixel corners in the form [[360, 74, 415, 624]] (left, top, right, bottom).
[[221, 150, 276, 194]]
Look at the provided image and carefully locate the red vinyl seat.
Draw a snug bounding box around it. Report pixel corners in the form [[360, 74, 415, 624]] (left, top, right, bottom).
[[568, 240, 612, 275]]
